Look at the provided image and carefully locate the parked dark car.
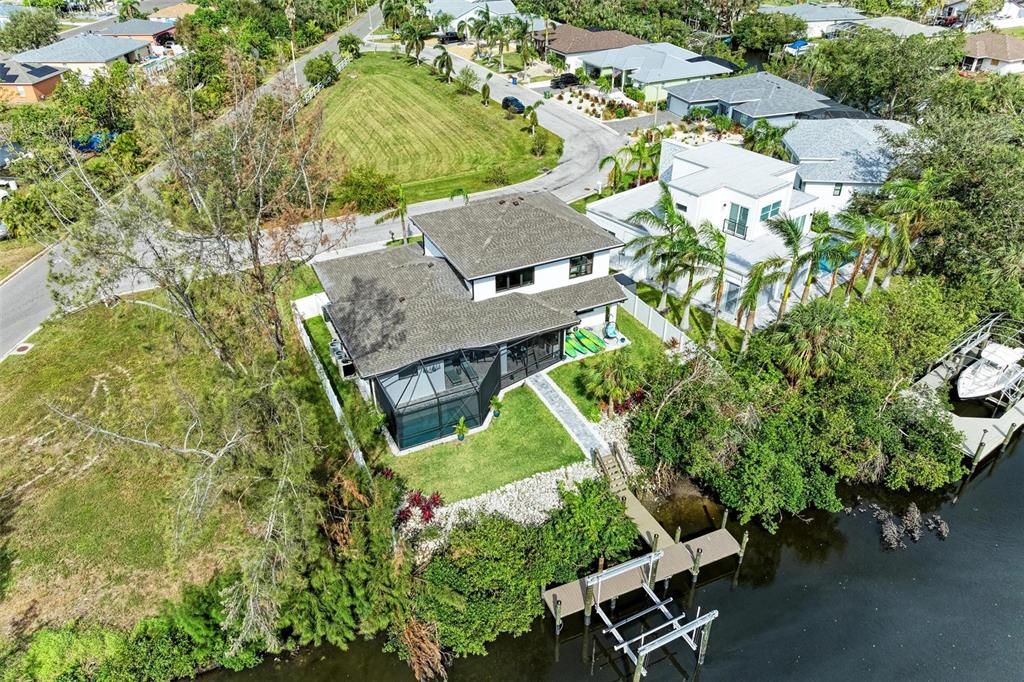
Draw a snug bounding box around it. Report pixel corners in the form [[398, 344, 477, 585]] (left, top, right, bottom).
[[550, 73, 580, 89], [438, 31, 461, 44], [501, 96, 525, 114]]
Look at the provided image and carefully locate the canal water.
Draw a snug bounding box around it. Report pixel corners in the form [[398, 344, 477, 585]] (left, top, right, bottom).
[[209, 439, 1024, 681]]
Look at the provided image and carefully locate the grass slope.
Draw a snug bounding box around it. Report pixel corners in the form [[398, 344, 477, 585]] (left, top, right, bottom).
[[318, 54, 560, 204], [387, 386, 584, 502], [0, 239, 45, 282]]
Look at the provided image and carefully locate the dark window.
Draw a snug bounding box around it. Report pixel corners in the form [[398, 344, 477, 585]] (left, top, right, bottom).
[[495, 266, 535, 292], [675, 202, 688, 213], [569, 253, 594, 279], [833, 183, 843, 196]]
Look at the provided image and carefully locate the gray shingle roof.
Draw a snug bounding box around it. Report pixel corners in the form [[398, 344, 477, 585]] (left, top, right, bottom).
[[667, 72, 831, 118], [784, 118, 911, 184], [314, 245, 624, 377], [759, 4, 865, 23], [14, 34, 149, 63], [97, 19, 176, 36], [582, 42, 733, 85], [0, 60, 63, 85], [412, 192, 623, 280], [846, 16, 946, 38]]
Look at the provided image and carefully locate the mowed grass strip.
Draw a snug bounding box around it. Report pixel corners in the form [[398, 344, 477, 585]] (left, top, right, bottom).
[[387, 385, 583, 502], [318, 54, 560, 203]]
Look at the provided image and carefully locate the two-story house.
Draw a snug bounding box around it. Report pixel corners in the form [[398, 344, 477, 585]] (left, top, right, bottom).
[[587, 141, 821, 321], [313, 192, 625, 450]]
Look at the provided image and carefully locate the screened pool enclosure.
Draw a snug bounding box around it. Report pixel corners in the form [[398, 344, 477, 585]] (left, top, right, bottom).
[[373, 330, 563, 449]]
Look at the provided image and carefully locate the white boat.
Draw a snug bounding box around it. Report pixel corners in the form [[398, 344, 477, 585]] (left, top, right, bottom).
[[957, 343, 1024, 399]]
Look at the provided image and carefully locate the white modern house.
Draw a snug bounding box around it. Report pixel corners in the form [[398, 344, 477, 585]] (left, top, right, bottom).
[[587, 141, 822, 321], [580, 42, 735, 102], [829, 16, 948, 38], [665, 72, 862, 128], [963, 32, 1024, 73], [783, 118, 910, 213], [425, 0, 545, 31], [313, 193, 626, 450], [759, 3, 866, 38]]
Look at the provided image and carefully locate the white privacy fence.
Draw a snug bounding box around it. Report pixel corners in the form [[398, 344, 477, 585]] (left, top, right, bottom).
[[621, 289, 698, 354]]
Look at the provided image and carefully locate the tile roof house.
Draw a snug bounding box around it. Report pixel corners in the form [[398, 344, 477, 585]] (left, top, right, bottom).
[[313, 192, 625, 450], [759, 4, 866, 38], [13, 34, 151, 81], [963, 32, 1024, 74], [587, 141, 822, 324], [97, 19, 176, 45], [580, 42, 735, 102], [0, 60, 64, 103], [665, 72, 866, 127], [783, 118, 911, 212], [534, 24, 647, 69]]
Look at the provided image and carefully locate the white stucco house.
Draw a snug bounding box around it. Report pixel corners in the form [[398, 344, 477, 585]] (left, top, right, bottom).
[[313, 193, 626, 450], [963, 32, 1024, 73], [579, 42, 735, 102], [587, 141, 822, 322], [425, 0, 546, 32], [830, 16, 948, 38], [759, 3, 866, 39], [783, 118, 911, 213], [665, 72, 866, 128], [13, 34, 151, 82]]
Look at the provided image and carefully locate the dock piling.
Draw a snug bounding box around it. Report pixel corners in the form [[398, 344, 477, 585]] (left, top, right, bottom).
[[697, 619, 713, 665], [648, 534, 660, 587], [1003, 423, 1018, 450], [691, 547, 703, 584], [554, 598, 562, 635], [721, 508, 729, 529], [674, 526, 682, 544], [632, 652, 647, 682], [739, 531, 749, 563], [971, 428, 990, 475]]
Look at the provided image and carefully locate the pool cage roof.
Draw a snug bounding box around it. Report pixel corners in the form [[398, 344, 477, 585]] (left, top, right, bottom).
[[378, 348, 495, 410]]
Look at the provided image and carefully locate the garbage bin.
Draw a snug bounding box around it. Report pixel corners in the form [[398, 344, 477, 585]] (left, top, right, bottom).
[[544, 90, 552, 99], [511, 76, 518, 85]]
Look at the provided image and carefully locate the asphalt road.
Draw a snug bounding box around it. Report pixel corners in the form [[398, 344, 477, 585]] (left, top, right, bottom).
[[60, 0, 183, 38], [0, 17, 625, 359]]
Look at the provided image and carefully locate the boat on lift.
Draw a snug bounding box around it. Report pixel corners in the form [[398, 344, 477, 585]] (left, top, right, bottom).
[[957, 343, 1024, 399]]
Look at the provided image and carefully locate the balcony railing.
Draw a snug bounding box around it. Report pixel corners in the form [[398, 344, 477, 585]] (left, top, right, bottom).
[[722, 218, 748, 239]]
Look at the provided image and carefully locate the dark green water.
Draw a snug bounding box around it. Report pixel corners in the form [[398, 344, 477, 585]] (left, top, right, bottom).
[[209, 440, 1024, 681]]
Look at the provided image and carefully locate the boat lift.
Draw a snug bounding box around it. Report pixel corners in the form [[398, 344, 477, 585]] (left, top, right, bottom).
[[585, 551, 719, 681]]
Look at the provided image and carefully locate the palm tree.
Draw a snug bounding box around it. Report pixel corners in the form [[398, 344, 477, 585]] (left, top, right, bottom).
[[743, 119, 793, 160], [626, 182, 697, 312], [376, 185, 410, 242], [736, 257, 788, 354], [696, 224, 728, 342], [878, 169, 958, 241], [432, 46, 454, 82], [710, 114, 733, 139], [765, 214, 809, 322], [118, 0, 142, 20], [456, 17, 472, 42], [769, 297, 852, 384], [494, 16, 513, 71], [433, 11, 454, 34], [625, 135, 660, 188], [599, 151, 629, 192], [524, 101, 543, 135], [382, 0, 410, 31], [582, 349, 638, 416], [399, 21, 428, 63], [338, 33, 362, 58], [798, 231, 847, 305], [481, 72, 492, 105], [863, 219, 910, 296], [832, 211, 882, 305]]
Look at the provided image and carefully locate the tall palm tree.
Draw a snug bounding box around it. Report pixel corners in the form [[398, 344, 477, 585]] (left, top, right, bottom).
[[878, 169, 958, 241], [696, 224, 728, 341], [433, 11, 454, 34], [381, 0, 409, 31], [798, 231, 847, 305], [432, 46, 454, 82], [524, 101, 543, 135], [765, 214, 808, 323], [769, 297, 852, 384], [375, 185, 410, 242], [743, 119, 793, 161], [863, 219, 910, 296], [736, 257, 788, 354], [456, 17, 472, 42], [626, 135, 660, 188], [599, 151, 629, 192], [118, 0, 142, 20], [627, 182, 697, 312], [399, 21, 428, 63], [832, 211, 882, 305]]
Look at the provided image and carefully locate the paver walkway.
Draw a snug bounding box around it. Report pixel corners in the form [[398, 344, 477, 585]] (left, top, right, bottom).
[[527, 373, 609, 457]]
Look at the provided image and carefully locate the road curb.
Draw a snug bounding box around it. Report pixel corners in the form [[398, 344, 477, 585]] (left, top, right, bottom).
[[0, 242, 52, 288]]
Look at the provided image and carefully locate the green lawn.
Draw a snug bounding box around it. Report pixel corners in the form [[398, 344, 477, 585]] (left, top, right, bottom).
[[318, 54, 560, 205], [549, 307, 664, 422], [0, 238, 45, 281], [387, 386, 584, 501], [1001, 27, 1024, 39], [569, 193, 604, 214], [475, 51, 525, 73]]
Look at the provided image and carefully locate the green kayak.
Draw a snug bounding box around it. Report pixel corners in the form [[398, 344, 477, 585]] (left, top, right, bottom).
[[573, 330, 602, 353], [566, 335, 589, 355], [578, 328, 606, 348], [563, 340, 579, 358]]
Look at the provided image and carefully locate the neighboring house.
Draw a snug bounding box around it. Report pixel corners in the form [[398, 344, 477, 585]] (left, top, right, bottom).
[[0, 60, 63, 103], [313, 193, 626, 450], [533, 23, 646, 71], [150, 2, 199, 23], [783, 118, 911, 213], [759, 3, 866, 38], [13, 34, 150, 81], [425, 0, 539, 30], [830, 16, 948, 38], [97, 19, 176, 46], [580, 42, 735, 102], [0, 3, 37, 26], [665, 71, 867, 128], [963, 32, 1024, 73], [587, 141, 821, 322]]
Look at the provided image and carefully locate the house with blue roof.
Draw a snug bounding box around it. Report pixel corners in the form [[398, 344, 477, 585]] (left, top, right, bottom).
[[14, 34, 151, 82]]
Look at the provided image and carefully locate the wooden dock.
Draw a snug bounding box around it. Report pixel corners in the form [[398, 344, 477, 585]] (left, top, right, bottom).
[[920, 363, 1024, 463]]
